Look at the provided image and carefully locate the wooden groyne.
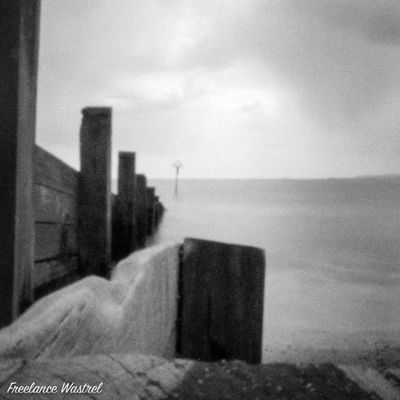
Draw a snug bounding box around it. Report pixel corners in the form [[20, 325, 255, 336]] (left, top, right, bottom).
[[0, 241, 265, 363], [179, 238, 265, 364], [0, 0, 41, 326], [0, 0, 164, 327], [0, 245, 179, 360], [1, 355, 399, 399], [2, 4, 400, 399], [28, 109, 165, 321], [0, 237, 398, 399]]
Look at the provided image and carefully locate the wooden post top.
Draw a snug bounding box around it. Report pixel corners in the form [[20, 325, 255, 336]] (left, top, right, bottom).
[[118, 151, 136, 198], [136, 174, 147, 184], [81, 107, 111, 118], [136, 175, 147, 196], [119, 151, 136, 160], [79, 106, 112, 277]]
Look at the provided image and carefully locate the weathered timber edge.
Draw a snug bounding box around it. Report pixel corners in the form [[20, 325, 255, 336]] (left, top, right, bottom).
[[0, 354, 397, 400], [180, 238, 265, 364]]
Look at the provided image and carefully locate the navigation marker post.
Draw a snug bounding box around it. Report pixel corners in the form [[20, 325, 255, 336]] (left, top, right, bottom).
[[173, 161, 183, 196]]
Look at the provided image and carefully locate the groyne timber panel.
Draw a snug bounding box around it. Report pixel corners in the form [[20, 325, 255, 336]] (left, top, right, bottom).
[[33, 145, 80, 296], [180, 238, 265, 364], [0, 355, 390, 399]]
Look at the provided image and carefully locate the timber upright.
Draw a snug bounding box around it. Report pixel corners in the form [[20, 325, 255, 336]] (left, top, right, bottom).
[[112, 152, 137, 260], [0, 0, 41, 327], [180, 238, 265, 364], [146, 187, 156, 235], [135, 174, 148, 248], [79, 107, 112, 278]]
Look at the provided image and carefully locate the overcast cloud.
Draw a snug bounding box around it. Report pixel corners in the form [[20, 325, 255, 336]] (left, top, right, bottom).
[[37, 0, 400, 178]]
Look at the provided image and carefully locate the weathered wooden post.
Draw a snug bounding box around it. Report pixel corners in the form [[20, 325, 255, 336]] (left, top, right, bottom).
[[135, 174, 148, 248], [146, 187, 156, 235], [180, 238, 265, 364], [0, 0, 41, 326], [154, 195, 160, 225], [154, 196, 164, 227], [111, 192, 118, 262], [79, 107, 112, 277], [173, 160, 183, 196], [112, 152, 137, 260]]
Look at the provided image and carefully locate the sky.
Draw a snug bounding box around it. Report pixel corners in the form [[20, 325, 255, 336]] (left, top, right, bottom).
[[37, 0, 400, 179]]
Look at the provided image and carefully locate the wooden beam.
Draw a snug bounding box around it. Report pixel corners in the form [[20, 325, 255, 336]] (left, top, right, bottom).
[[180, 238, 265, 364], [135, 174, 148, 248], [154, 195, 164, 226], [146, 187, 156, 235], [34, 256, 79, 290], [34, 184, 78, 224], [78, 107, 112, 277], [35, 223, 78, 261], [0, 0, 41, 326], [34, 145, 79, 195], [113, 152, 137, 260], [0, 355, 388, 399]]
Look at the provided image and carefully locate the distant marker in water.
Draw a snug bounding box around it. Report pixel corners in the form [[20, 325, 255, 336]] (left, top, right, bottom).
[[173, 161, 183, 196]]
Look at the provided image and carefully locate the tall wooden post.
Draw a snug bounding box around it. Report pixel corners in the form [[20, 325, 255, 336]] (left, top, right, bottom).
[[146, 187, 156, 235], [113, 152, 137, 260], [135, 174, 148, 248], [180, 238, 265, 364], [155, 195, 160, 225], [79, 107, 112, 277], [0, 1, 41, 327]]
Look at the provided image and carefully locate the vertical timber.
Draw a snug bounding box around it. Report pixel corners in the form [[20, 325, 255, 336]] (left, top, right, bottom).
[[79, 107, 112, 277], [0, 0, 41, 326], [146, 187, 156, 236], [180, 238, 265, 364], [113, 152, 137, 260], [135, 174, 148, 248]]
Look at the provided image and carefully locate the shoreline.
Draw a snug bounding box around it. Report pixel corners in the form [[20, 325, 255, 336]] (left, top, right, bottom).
[[263, 330, 400, 370]]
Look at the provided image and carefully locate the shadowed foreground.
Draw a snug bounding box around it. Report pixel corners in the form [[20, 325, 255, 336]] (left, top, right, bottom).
[[1, 354, 400, 399], [0, 245, 399, 399]]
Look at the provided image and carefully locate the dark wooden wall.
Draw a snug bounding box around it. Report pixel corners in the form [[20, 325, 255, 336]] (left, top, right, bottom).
[[33, 146, 80, 297], [0, 0, 41, 323], [32, 143, 165, 299], [0, 2, 164, 326]]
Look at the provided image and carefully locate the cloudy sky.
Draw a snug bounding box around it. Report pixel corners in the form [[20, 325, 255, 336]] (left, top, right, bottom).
[[37, 0, 400, 179]]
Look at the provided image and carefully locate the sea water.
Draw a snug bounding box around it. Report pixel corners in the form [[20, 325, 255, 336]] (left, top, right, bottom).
[[149, 178, 400, 364]]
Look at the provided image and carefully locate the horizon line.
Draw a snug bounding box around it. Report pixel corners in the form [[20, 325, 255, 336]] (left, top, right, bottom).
[[143, 173, 400, 181]]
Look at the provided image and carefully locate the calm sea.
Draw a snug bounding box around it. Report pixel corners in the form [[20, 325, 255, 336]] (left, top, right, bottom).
[[149, 177, 400, 364]]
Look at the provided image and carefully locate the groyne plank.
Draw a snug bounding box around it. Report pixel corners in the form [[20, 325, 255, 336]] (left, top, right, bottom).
[[34, 256, 79, 289], [146, 187, 156, 235], [0, 355, 386, 399], [113, 152, 137, 260], [180, 238, 265, 364], [0, 355, 192, 400], [79, 107, 112, 277], [33, 147, 79, 298], [0, 0, 41, 324], [340, 365, 400, 400], [34, 184, 78, 224], [34, 223, 78, 261], [136, 174, 148, 248], [34, 145, 78, 196], [0, 244, 180, 361]]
